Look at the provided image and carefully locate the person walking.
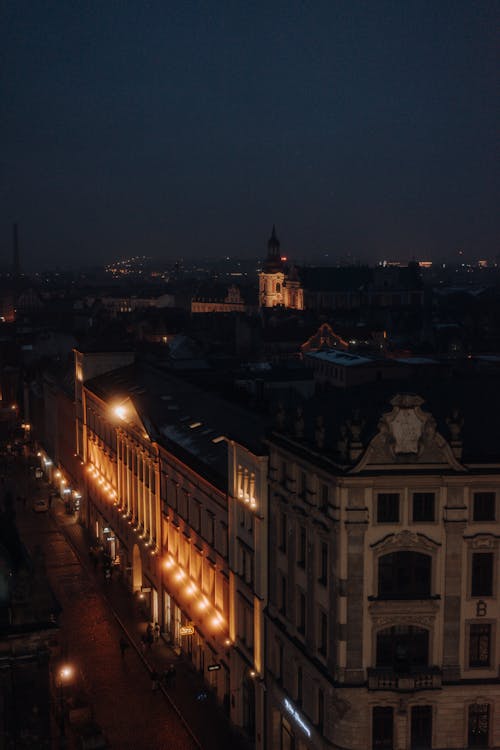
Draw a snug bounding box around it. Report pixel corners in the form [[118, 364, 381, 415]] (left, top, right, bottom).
[[153, 622, 160, 642]]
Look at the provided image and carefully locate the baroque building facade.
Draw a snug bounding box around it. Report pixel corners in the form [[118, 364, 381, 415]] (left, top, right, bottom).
[[265, 391, 500, 750]]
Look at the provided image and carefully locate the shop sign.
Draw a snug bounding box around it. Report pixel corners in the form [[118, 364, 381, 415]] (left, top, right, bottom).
[[180, 624, 195, 636], [283, 698, 311, 738], [207, 664, 221, 672]]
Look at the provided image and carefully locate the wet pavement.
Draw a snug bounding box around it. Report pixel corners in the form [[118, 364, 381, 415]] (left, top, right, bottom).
[[9, 454, 251, 750]]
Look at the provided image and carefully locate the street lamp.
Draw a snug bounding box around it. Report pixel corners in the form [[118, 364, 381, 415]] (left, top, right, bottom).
[[57, 665, 73, 740]]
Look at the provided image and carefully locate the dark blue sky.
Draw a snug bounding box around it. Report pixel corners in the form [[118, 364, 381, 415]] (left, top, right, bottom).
[[1, 1, 499, 270]]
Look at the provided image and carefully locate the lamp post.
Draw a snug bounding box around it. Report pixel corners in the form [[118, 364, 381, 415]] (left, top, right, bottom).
[[57, 665, 73, 743]]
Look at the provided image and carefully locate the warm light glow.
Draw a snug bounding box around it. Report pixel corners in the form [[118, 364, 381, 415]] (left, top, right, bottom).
[[55, 471, 61, 478], [197, 597, 209, 611], [113, 404, 127, 420], [59, 665, 74, 683]]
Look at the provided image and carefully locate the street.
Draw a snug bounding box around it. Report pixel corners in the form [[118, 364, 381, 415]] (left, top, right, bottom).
[[12, 457, 198, 750]]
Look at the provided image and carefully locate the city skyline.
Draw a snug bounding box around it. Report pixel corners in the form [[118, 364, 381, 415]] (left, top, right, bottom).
[[1, 1, 499, 270]]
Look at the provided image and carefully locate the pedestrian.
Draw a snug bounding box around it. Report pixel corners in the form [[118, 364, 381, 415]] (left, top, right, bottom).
[[48, 493, 53, 509], [154, 622, 160, 642], [150, 670, 159, 692], [119, 636, 129, 658]]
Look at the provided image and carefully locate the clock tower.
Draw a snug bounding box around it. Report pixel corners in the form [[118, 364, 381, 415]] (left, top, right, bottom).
[[259, 226, 285, 308]]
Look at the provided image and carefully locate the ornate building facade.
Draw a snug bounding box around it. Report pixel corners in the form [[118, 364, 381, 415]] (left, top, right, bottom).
[[73, 350, 269, 748], [259, 227, 304, 311], [265, 390, 500, 750]]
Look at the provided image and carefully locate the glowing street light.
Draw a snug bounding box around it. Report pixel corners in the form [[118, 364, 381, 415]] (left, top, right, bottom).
[[57, 664, 74, 739]]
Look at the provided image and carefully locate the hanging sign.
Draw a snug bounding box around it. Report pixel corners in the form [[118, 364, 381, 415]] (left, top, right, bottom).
[[180, 625, 195, 636]]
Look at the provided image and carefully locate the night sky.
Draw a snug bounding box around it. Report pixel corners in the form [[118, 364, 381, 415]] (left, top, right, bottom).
[[1, 1, 499, 270]]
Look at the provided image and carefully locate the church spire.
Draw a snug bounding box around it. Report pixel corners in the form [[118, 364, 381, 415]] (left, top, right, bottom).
[[267, 225, 280, 260]]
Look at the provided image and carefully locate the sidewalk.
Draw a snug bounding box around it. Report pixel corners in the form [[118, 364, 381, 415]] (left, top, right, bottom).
[[52, 501, 252, 750]]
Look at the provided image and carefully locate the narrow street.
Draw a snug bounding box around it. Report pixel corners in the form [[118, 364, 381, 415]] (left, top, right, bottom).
[[13, 457, 198, 750]]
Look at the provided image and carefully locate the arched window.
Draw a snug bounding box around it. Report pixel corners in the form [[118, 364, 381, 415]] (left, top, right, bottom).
[[276, 283, 281, 293], [378, 551, 431, 599], [376, 625, 429, 673]]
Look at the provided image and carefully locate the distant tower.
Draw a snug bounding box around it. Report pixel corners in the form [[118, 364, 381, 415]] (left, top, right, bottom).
[[259, 226, 285, 308], [12, 223, 20, 278]]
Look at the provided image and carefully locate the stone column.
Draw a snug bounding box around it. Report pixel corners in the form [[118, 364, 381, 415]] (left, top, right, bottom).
[[442, 499, 466, 681], [344, 517, 368, 683]]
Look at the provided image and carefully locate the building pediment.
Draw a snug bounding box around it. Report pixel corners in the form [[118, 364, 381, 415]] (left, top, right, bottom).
[[371, 530, 440, 554], [351, 394, 465, 473]]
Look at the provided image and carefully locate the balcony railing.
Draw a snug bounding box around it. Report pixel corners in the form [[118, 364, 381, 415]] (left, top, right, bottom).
[[367, 666, 442, 691]]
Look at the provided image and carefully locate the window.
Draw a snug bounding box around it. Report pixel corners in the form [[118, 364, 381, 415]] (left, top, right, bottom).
[[206, 512, 215, 545], [412, 493, 435, 522], [297, 526, 306, 567], [319, 542, 328, 585], [471, 553, 493, 597], [377, 493, 399, 523], [376, 626, 429, 673], [372, 706, 393, 750], [192, 501, 201, 532], [279, 512, 287, 552], [281, 460, 287, 485], [473, 492, 496, 522], [276, 640, 283, 684], [468, 703, 490, 747], [318, 609, 328, 656], [297, 590, 306, 634], [411, 705, 432, 750], [320, 483, 329, 510], [279, 573, 287, 616], [317, 688, 324, 732], [469, 624, 491, 668], [299, 471, 307, 497], [378, 552, 431, 599], [276, 640, 283, 683]]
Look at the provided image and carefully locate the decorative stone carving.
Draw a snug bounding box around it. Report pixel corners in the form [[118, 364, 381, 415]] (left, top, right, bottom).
[[371, 529, 440, 554], [351, 393, 466, 473], [314, 415, 325, 450], [391, 407, 424, 453], [468, 534, 499, 550], [346, 410, 364, 443], [275, 402, 285, 430], [294, 407, 304, 439], [330, 691, 351, 719], [446, 407, 464, 441], [369, 597, 439, 628], [370, 613, 437, 628], [337, 423, 349, 461]]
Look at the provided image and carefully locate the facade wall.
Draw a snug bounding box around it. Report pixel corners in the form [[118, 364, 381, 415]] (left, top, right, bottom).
[[265, 433, 500, 750]]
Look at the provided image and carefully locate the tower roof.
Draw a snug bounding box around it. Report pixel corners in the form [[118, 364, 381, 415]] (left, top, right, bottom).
[[263, 225, 284, 272]]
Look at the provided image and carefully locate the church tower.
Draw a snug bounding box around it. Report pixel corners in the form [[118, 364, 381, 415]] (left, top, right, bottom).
[[259, 226, 285, 308]]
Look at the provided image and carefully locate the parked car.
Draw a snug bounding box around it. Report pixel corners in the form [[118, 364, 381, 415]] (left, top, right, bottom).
[[33, 498, 49, 512]]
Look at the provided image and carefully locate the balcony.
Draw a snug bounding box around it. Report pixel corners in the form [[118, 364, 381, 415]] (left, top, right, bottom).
[[367, 666, 442, 691]]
